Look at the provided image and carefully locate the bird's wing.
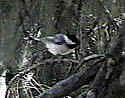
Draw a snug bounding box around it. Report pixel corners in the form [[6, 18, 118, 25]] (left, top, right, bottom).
[[40, 34, 75, 45], [54, 34, 66, 45]]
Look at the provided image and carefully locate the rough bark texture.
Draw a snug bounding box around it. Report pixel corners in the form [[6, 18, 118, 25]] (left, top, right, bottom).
[[0, 0, 125, 98]]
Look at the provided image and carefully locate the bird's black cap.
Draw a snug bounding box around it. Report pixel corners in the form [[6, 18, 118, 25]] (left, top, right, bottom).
[[66, 34, 80, 45], [65, 33, 80, 49]]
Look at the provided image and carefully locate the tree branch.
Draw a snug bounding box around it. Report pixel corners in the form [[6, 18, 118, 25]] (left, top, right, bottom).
[[38, 57, 105, 98]]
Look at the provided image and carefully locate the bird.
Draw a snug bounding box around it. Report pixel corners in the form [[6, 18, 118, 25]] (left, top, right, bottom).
[[30, 33, 80, 55]]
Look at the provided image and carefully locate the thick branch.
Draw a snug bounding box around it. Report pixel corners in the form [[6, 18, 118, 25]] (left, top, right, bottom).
[[38, 58, 104, 98]]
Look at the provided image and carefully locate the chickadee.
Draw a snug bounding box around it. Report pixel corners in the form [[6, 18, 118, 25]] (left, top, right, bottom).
[[31, 34, 80, 55]]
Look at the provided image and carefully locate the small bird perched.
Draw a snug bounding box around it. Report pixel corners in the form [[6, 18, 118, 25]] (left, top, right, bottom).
[[30, 33, 80, 55]]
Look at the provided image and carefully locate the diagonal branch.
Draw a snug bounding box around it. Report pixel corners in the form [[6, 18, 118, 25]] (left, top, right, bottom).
[[38, 58, 105, 98]]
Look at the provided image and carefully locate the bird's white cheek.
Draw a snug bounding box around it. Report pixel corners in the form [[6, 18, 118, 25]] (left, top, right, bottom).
[[45, 43, 74, 55]]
